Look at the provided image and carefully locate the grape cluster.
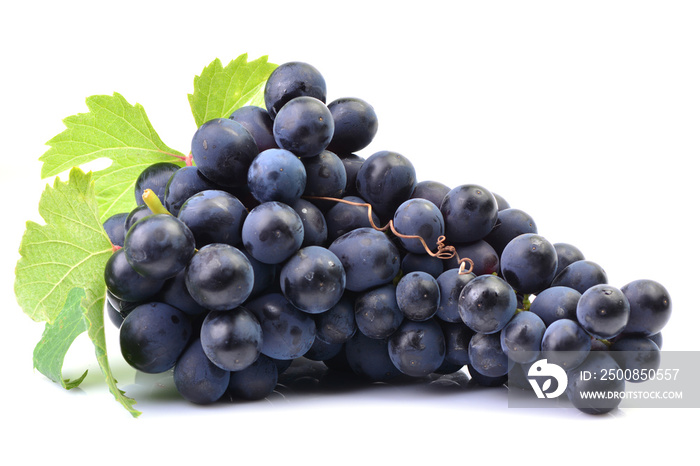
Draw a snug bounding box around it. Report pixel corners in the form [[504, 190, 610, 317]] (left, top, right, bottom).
[[102, 61, 672, 414]]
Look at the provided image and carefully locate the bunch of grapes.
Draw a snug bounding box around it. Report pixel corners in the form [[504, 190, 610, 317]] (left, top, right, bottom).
[[102, 62, 672, 414]]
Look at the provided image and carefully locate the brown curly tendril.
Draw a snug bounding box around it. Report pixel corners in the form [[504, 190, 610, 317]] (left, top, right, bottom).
[[304, 196, 474, 275]]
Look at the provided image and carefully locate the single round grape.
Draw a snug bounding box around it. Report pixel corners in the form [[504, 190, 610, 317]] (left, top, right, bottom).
[[388, 319, 446, 377], [500, 233, 558, 294], [273, 96, 334, 158], [529, 286, 581, 326], [493, 192, 510, 211], [439, 320, 475, 366], [119, 302, 192, 373], [566, 351, 625, 414], [328, 227, 400, 292], [200, 308, 263, 371], [409, 180, 450, 209], [124, 204, 152, 232], [191, 118, 259, 188], [392, 198, 445, 254], [156, 268, 207, 317], [226, 354, 279, 401], [401, 253, 444, 278], [440, 184, 498, 243], [247, 148, 307, 204], [242, 201, 304, 265], [280, 246, 346, 314], [302, 150, 347, 199], [264, 61, 327, 118], [483, 208, 538, 256], [304, 338, 343, 361], [326, 97, 378, 154], [500, 311, 546, 364], [355, 150, 416, 222], [435, 268, 476, 323], [289, 198, 328, 247], [177, 190, 248, 248], [396, 271, 440, 322], [344, 332, 401, 382], [104, 248, 164, 302], [124, 214, 196, 280], [609, 336, 661, 382], [541, 318, 591, 370], [553, 242, 585, 277], [230, 105, 277, 152], [551, 260, 607, 294], [324, 196, 381, 242], [245, 293, 316, 360], [444, 240, 500, 276], [134, 162, 180, 207], [458, 274, 517, 334], [102, 212, 128, 247], [185, 244, 254, 311], [339, 153, 364, 197], [576, 284, 630, 340], [468, 332, 511, 378], [174, 339, 230, 405], [620, 279, 672, 336], [313, 295, 357, 344], [354, 284, 404, 339]]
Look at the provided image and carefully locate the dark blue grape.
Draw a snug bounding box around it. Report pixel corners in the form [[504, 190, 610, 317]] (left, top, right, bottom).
[[119, 302, 192, 373], [440, 184, 498, 243], [124, 204, 152, 232], [226, 354, 279, 401], [245, 293, 316, 360], [339, 153, 364, 197], [328, 227, 400, 292], [200, 308, 263, 371], [185, 244, 254, 311], [410, 180, 450, 209], [304, 338, 343, 361], [191, 118, 259, 188], [163, 166, 220, 216], [324, 196, 380, 242], [326, 97, 378, 154], [354, 284, 404, 339], [435, 268, 476, 323], [566, 351, 625, 414], [290, 199, 328, 247], [104, 248, 164, 302], [355, 150, 416, 222], [529, 286, 581, 326], [280, 246, 346, 314], [242, 201, 304, 264], [103, 212, 128, 247], [500, 233, 558, 295], [104, 295, 123, 328], [468, 332, 512, 378], [577, 284, 630, 340], [230, 105, 277, 152], [344, 332, 401, 382], [388, 319, 445, 377], [177, 190, 247, 248], [541, 318, 591, 370], [273, 96, 334, 158], [493, 192, 510, 211], [458, 274, 517, 334], [396, 271, 440, 322], [240, 248, 277, 298], [302, 150, 347, 199], [134, 162, 180, 207], [483, 208, 537, 256], [264, 61, 326, 118], [444, 240, 500, 276], [500, 311, 546, 364], [392, 198, 445, 254], [247, 148, 306, 204], [157, 268, 207, 317], [174, 339, 230, 405], [314, 295, 357, 344], [609, 336, 661, 382], [439, 320, 475, 366], [620, 279, 672, 336], [401, 253, 444, 278], [551, 260, 607, 294], [124, 214, 195, 280]]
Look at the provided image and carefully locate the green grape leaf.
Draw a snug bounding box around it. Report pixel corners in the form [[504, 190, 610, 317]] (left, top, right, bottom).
[[15, 168, 113, 324], [38, 93, 186, 222], [33, 287, 89, 390], [188, 53, 277, 127], [83, 288, 141, 417]]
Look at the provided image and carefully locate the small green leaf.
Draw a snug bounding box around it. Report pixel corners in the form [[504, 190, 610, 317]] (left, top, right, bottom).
[[83, 289, 140, 417], [39, 93, 186, 221], [33, 287, 89, 390], [188, 53, 277, 128], [15, 168, 113, 324]]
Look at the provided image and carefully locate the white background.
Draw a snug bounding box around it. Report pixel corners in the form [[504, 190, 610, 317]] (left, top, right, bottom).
[[2, 0, 698, 463]]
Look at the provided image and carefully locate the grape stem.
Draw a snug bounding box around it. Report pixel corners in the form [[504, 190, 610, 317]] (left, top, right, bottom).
[[141, 189, 172, 216], [304, 196, 474, 274]]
